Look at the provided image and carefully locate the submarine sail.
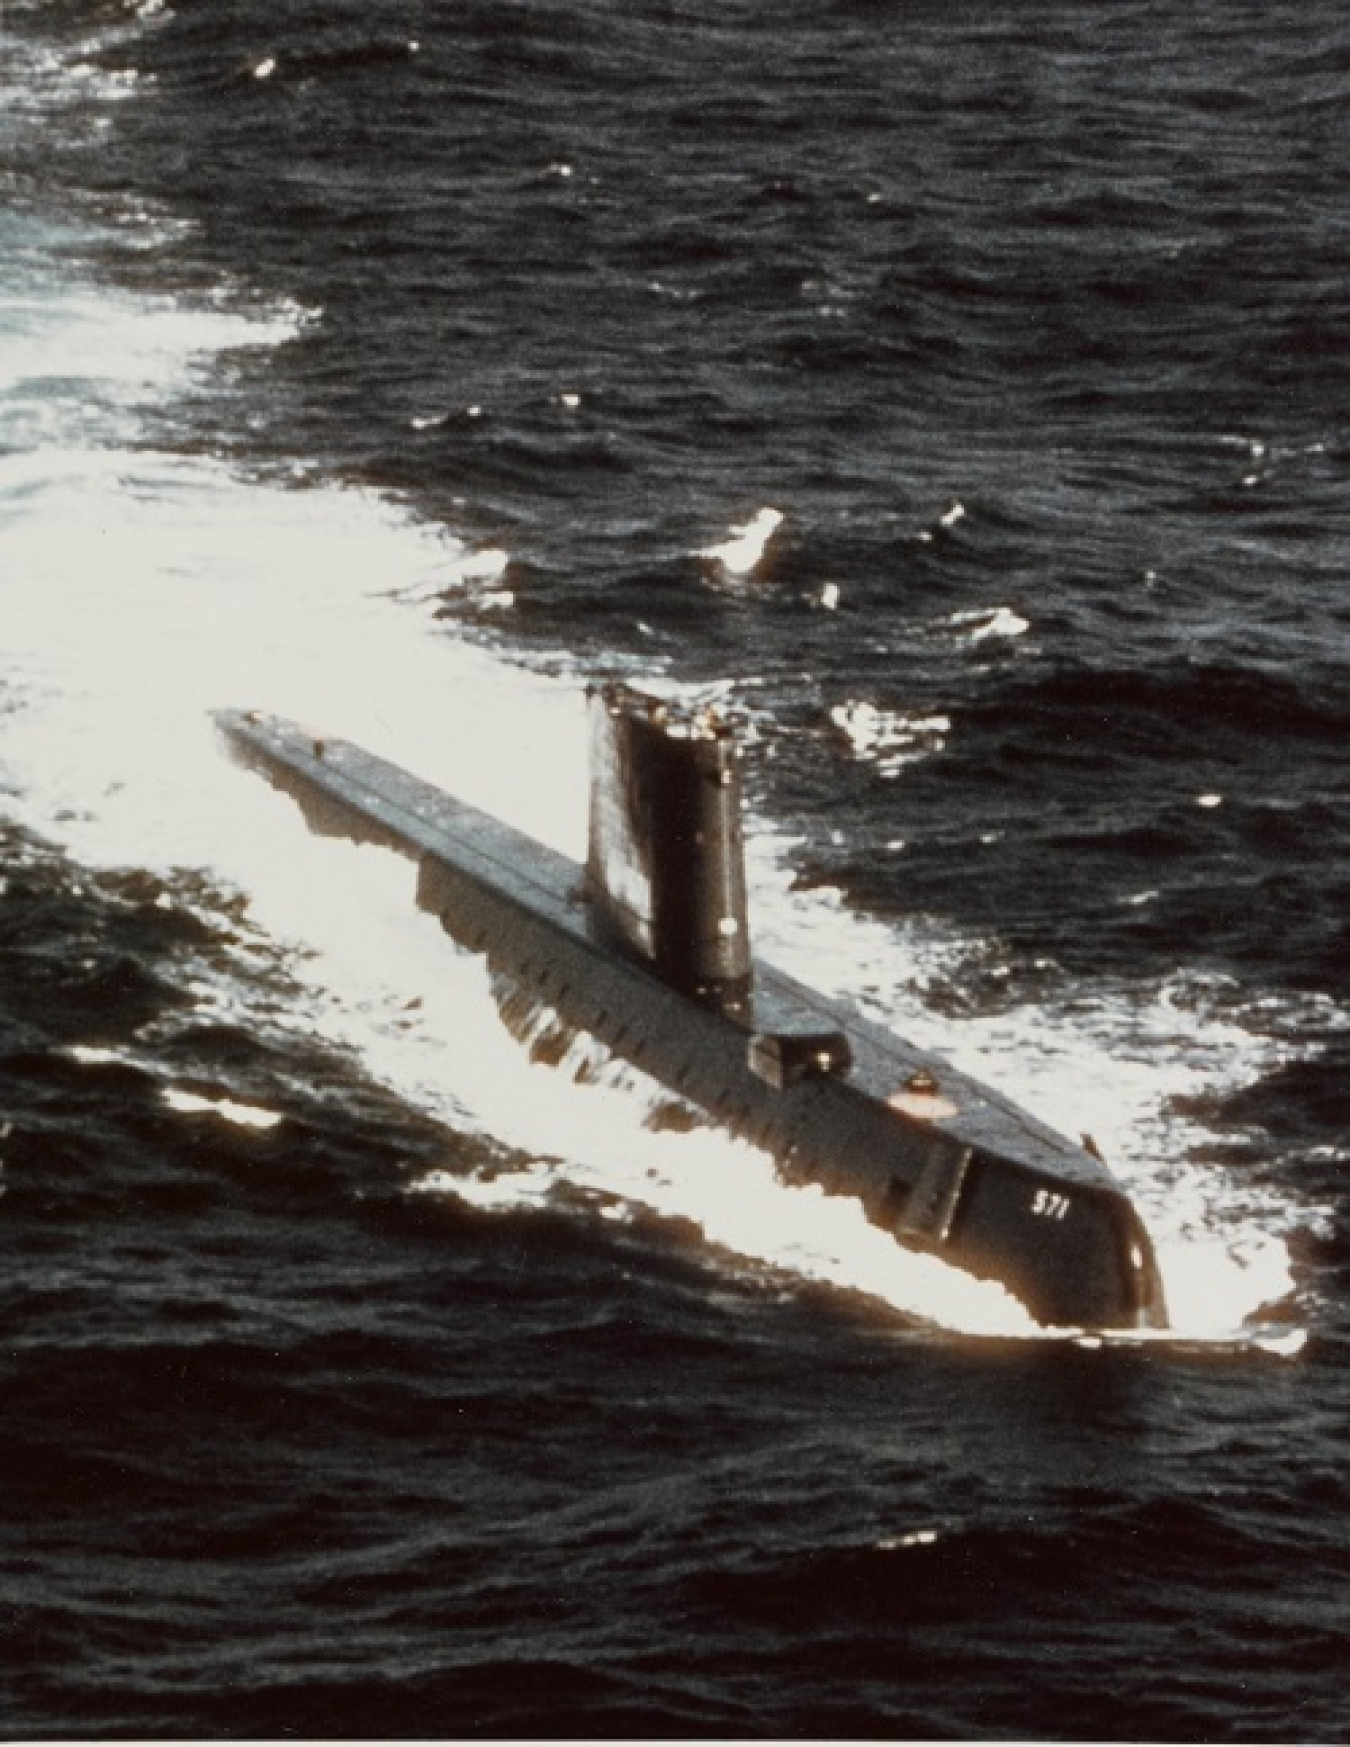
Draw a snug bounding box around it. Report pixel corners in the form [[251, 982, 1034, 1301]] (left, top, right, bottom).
[[586, 686, 752, 1006], [215, 685, 1167, 1331]]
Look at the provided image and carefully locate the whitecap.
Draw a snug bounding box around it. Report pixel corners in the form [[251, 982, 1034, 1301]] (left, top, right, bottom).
[[699, 506, 783, 578], [829, 701, 950, 776], [945, 605, 1030, 642], [162, 1088, 283, 1130]]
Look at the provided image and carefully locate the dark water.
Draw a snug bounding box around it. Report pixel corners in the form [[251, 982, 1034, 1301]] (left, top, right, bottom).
[[2, 0, 1348, 1736]]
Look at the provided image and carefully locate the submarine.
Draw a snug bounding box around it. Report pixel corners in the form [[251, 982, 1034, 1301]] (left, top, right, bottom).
[[216, 683, 1167, 1331]]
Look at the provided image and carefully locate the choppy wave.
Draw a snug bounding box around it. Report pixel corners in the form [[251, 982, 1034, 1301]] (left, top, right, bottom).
[[4, 0, 1347, 1736]]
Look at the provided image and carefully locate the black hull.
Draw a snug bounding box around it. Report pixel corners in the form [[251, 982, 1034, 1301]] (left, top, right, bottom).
[[216, 709, 1167, 1331]]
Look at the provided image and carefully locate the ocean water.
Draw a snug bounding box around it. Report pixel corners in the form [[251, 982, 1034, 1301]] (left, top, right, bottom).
[[1, 0, 1347, 1736]]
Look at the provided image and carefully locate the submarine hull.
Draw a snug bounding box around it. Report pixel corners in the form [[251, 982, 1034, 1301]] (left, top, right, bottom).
[[216, 709, 1167, 1331]]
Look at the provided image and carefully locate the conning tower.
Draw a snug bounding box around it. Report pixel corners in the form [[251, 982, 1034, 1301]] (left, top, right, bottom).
[[586, 683, 752, 1010]]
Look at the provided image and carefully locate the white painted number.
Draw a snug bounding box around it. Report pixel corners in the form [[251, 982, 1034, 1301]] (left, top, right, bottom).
[[1032, 1188, 1071, 1221]]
